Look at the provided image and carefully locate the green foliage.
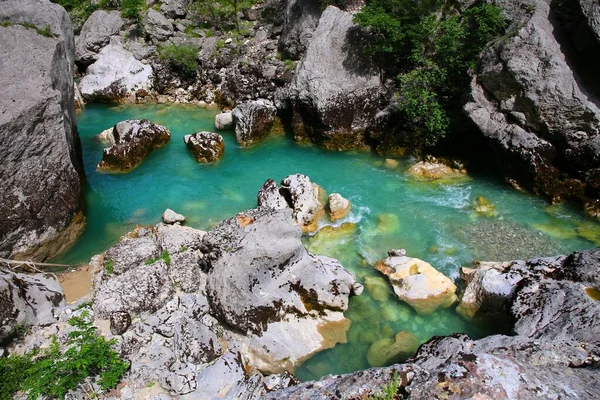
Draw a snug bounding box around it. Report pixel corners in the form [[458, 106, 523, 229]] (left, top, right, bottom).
[[284, 58, 297, 71], [0, 20, 13, 27], [369, 370, 401, 400], [104, 257, 114, 274], [179, 245, 188, 252], [0, 312, 128, 399], [354, 1, 506, 147], [158, 43, 199, 75], [51, 0, 100, 28], [190, 0, 257, 32], [145, 250, 172, 266], [36, 24, 55, 38], [120, 0, 145, 22]]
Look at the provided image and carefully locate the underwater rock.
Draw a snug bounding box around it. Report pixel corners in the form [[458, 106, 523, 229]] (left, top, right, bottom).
[[97, 119, 171, 172], [162, 208, 185, 224], [366, 330, 420, 367], [280, 173, 325, 232], [232, 99, 277, 147], [472, 196, 497, 218], [306, 222, 357, 258], [183, 131, 224, 163], [214, 112, 233, 130], [407, 157, 467, 181], [0, 269, 65, 343], [375, 255, 458, 315], [364, 276, 391, 303], [327, 193, 351, 220], [384, 159, 399, 168]]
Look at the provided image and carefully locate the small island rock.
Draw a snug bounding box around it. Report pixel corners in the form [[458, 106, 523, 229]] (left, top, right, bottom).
[[232, 99, 277, 147], [407, 157, 467, 180], [281, 174, 325, 232], [214, 112, 233, 130], [183, 131, 224, 163], [97, 119, 171, 172], [327, 193, 351, 220], [162, 208, 185, 224]]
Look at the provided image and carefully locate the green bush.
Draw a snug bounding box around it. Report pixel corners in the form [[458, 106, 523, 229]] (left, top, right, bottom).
[[354, 0, 506, 148], [0, 312, 128, 399], [369, 370, 401, 400], [158, 43, 200, 75], [51, 0, 99, 28], [145, 249, 172, 266], [120, 0, 145, 21]]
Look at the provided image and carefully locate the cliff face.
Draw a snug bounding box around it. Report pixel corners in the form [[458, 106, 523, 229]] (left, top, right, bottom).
[[0, 0, 85, 261]]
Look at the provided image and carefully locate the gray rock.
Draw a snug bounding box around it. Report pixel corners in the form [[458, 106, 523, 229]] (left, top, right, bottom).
[[75, 10, 125, 67], [580, 0, 600, 41], [0, 3, 85, 261], [110, 311, 132, 335], [278, 0, 322, 60], [257, 179, 290, 210], [232, 99, 278, 147], [97, 119, 171, 172], [160, 0, 188, 19], [464, 0, 600, 204], [183, 131, 225, 163], [103, 226, 161, 275], [214, 112, 233, 130], [162, 208, 186, 224], [0, 269, 65, 342], [287, 6, 389, 150], [144, 8, 174, 42], [280, 173, 324, 232], [79, 44, 153, 103]]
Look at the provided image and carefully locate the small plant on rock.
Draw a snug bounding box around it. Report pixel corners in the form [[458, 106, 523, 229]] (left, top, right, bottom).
[[157, 43, 200, 76]]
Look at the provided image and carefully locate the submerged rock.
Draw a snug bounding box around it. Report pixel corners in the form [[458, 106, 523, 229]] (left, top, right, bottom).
[[472, 196, 497, 218], [183, 131, 224, 163], [162, 208, 185, 224], [327, 193, 351, 220], [232, 99, 278, 147], [97, 119, 171, 172], [0, 0, 85, 261], [0, 269, 65, 343], [367, 330, 420, 368], [375, 254, 458, 315], [407, 157, 467, 181]]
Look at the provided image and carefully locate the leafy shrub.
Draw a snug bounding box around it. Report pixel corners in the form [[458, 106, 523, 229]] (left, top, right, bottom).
[[0, 312, 128, 399], [120, 0, 145, 22], [158, 43, 200, 75], [51, 0, 100, 29], [145, 249, 172, 266]]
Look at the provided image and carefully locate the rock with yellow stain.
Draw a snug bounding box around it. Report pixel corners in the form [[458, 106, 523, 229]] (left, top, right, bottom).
[[281, 173, 325, 232], [384, 158, 399, 168], [306, 222, 357, 258], [375, 255, 457, 315], [327, 193, 351, 220], [407, 157, 467, 181], [473, 196, 497, 217], [366, 330, 420, 367], [364, 275, 391, 302]]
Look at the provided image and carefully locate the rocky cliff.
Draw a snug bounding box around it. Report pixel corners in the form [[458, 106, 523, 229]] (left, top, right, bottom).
[[0, 0, 85, 261]]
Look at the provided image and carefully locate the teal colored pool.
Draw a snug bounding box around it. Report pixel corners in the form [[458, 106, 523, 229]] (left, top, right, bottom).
[[56, 103, 600, 380]]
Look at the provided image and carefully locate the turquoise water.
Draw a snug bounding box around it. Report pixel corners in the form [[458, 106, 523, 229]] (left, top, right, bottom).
[[57, 103, 599, 380]]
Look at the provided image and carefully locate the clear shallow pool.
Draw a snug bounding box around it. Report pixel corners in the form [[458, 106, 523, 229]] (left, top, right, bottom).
[[56, 103, 600, 380]]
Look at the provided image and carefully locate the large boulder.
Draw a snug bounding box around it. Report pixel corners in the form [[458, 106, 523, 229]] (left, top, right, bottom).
[[0, 1, 85, 261], [75, 10, 125, 68], [464, 0, 600, 213], [375, 253, 458, 315], [79, 44, 153, 103], [286, 6, 391, 150], [232, 99, 278, 147], [183, 131, 224, 163], [144, 8, 174, 43], [97, 119, 171, 172], [281, 174, 325, 232], [160, 0, 189, 19], [201, 207, 359, 373], [278, 0, 323, 60], [0, 269, 65, 343]]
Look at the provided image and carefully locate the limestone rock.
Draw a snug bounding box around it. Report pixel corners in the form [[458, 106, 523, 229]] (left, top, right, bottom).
[[144, 8, 174, 42], [464, 0, 600, 205], [366, 330, 420, 367], [97, 119, 171, 172], [257, 178, 290, 210], [214, 112, 233, 130], [110, 311, 131, 335], [201, 207, 358, 372], [160, 0, 189, 19], [407, 157, 467, 180], [280, 174, 325, 232], [162, 208, 186, 224], [287, 6, 390, 150], [0, 269, 65, 342], [0, 1, 85, 261], [327, 193, 350, 220], [80, 44, 153, 103], [183, 131, 224, 163], [75, 10, 125, 67], [278, 0, 322, 59], [232, 99, 277, 147], [473, 196, 497, 217], [375, 255, 458, 315]]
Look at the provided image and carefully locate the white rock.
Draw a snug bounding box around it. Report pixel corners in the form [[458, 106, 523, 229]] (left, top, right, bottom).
[[214, 112, 233, 130], [162, 208, 185, 224], [327, 193, 350, 220]]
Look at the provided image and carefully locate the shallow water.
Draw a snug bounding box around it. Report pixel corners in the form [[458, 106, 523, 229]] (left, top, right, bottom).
[[56, 103, 599, 380]]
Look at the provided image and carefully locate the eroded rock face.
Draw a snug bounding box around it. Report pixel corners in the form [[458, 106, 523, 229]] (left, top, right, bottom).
[[97, 119, 171, 172], [0, 269, 65, 343], [144, 8, 174, 43], [183, 131, 224, 163], [278, 0, 322, 60], [375, 254, 458, 315], [79, 44, 153, 103], [75, 10, 125, 67], [286, 6, 390, 150], [464, 0, 600, 210], [0, 0, 85, 261], [232, 99, 278, 146]]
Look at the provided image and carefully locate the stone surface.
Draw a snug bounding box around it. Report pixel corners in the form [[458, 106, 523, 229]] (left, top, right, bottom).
[[367, 330, 420, 367], [75, 10, 125, 67], [0, 1, 85, 261], [144, 8, 174, 42], [0, 269, 65, 343], [162, 208, 186, 224], [280, 173, 325, 232], [160, 0, 188, 19], [286, 6, 390, 150], [327, 193, 350, 220], [407, 158, 467, 181], [97, 119, 171, 172], [183, 131, 224, 163], [214, 112, 233, 130], [375, 254, 458, 315], [464, 0, 600, 206], [257, 178, 290, 210], [232, 99, 278, 146], [278, 0, 322, 60], [79, 44, 153, 103]]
